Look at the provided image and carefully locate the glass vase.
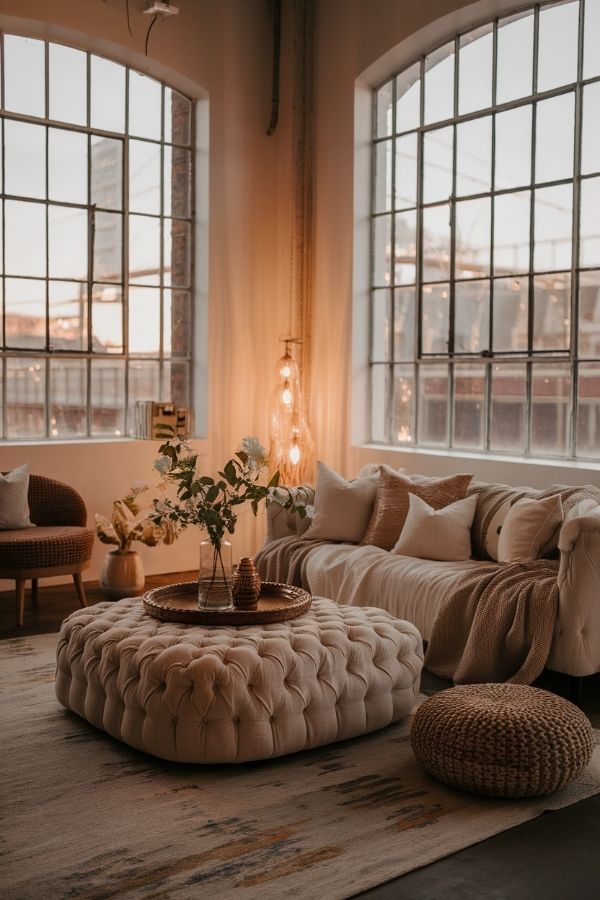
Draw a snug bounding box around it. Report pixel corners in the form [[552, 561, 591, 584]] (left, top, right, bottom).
[[198, 538, 233, 610]]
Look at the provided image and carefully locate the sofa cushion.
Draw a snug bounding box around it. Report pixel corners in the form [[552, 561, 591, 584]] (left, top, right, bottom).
[[497, 494, 564, 562], [0, 465, 34, 530], [303, 461, 377, 543], [393, 493, 478, 561]]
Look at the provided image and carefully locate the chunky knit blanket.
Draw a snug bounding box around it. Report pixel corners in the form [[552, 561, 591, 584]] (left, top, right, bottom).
[[254, 536, 330, 587]]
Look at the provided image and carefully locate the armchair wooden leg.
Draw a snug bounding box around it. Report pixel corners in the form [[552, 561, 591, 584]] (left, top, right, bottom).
[[16, 578, 26, 627], [31, 579, 38, 605], [73, 573, 88, 608]]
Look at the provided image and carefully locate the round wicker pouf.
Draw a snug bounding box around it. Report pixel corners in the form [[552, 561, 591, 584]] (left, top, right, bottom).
[[411, 684, 594, 798]]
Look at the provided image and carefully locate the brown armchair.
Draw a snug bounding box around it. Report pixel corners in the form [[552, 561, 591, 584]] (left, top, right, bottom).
[[0, 475, 95, 626]]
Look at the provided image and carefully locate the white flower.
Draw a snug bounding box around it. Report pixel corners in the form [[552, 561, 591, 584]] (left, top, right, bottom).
[[154, 456, 171, 475], [240, 435, 268, 471], [304, 504, 316, 519]]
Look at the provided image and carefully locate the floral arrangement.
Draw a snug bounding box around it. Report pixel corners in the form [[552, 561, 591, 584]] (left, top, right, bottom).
[[95, 482, 179, 552]]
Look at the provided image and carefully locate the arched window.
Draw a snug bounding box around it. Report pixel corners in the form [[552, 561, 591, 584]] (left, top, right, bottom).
[[0, 34, 194, 440], [370, 0, 600, 460]]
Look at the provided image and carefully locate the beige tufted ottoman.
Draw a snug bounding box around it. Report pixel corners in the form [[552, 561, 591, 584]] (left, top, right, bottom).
[[55, 596, 423, 763]]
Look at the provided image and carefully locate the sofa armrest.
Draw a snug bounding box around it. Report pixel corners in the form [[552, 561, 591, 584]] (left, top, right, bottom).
[[265, 485, 315, 544]]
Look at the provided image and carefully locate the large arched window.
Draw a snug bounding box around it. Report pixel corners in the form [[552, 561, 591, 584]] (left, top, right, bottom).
[[0, 34, 194, 440], [370, 0, 600, 460]]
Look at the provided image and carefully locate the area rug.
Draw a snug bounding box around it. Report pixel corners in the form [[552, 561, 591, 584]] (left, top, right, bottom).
[[1, 634, 599, 900]]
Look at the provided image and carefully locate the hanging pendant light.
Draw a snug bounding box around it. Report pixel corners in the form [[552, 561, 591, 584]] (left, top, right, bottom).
[[269, 339, 315, 486]]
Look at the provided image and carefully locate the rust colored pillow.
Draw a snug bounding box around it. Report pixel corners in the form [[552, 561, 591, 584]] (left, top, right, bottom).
[[362, 467, 473, 550]]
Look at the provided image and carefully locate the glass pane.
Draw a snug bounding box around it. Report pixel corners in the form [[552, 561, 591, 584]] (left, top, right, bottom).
[[129, 286, 160, 354], [129, 71, 162, 140], [129, 140, 161, 215], [49, 281, 87, 351], [165, 89, 192, 145], [535, 93, 575, 184], [459, 25, 492, 115], [371, 289, 391, 361], [395, 63, 420, 133], [50, 359, 87, 438], [582, 83, 600, 176], [92, 283, 123, 353], [423, 126, 453, 203], [424, 43, 454, 125], [453, 363, 486, 449], [4, 120, 45, 199], [165, 219, 191, 288], [493, 191, 531, 275], [394, 209, 417, 285], [490, 364, 527, 452], [583, 0, 600, 79], [418, 364, 449, 445], [579, 270, 600, 357], [373, 140, 392, 213], [94, 212, 122, 283], [90, 359, 125, 436], [580, 176, 600, 267], [91, 136, 123, 210], [372, 214, 392, 285], [494, 105, 532, 190], [370, 364, 389, 442], [455, 197, 491, 279], [455, 280, 489, 353], [531, 363, 571, 456], [456, 116, 491, 196], [422, 205, 450, 281], [534, 184, 573, 272], [166, 289, 192, 358], [4, 35, 45, 117], [393, 365, 415, 444], [129, 215, 161, 284], [577, 363, 600, 458], [90, 56, 126, 132], [128, 360, 160, 409], [48, 206, 88, 280], [537, 1, 579, 92], [5, 201, 46, 277], [493, 276, 529, 352], [4, 279, 45, 349], [49, 44, 87, 125], [49, 129, 88, 204], [533, 273, 571, 351], [422, 283, 449, 353], [5, 357, 46, 439], [496, 12, 534, 104], [164, 146, 192, 217], [394, 134, 417, 209], [394, 286, 415, 360], [375, 81, 394, 138]]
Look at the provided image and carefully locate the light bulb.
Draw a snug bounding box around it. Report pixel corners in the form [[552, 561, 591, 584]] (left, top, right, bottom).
[[282, 387, 293, 407], [280, 364, 292, 378], [289, 444, 301, 465]]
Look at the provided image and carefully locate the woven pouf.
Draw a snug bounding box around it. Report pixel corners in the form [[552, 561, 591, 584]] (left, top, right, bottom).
[[411, 683, 594, 798]]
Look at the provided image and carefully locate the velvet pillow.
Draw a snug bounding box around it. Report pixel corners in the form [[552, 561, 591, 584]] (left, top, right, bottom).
[[0, 464, 34, 529], [303, 461, 378, 543], [497, 494, 564, 562], [362, 467, 473, 550], [393, 493, 478, 561]]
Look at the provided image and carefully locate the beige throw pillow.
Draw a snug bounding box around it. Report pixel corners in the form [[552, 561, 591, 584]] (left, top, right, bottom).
[[362, 467, 473, 550], [497, 494, 564, 562], [303, 461, 377, 543], [393, 493, 477, 561], [0, 464, 34, 529]]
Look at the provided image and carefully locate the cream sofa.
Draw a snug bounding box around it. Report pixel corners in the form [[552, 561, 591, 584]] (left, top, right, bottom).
[[263, 475, 600, 682]]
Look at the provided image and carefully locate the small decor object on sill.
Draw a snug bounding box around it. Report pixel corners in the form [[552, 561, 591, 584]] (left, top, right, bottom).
[[232, 557, 262, 610]]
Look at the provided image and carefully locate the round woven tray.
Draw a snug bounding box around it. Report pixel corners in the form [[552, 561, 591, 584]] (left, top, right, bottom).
[[411, 683, 594, 798], [143, 580, 312, 626]]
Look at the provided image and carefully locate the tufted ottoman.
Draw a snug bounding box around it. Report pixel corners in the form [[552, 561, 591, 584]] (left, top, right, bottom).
[[55, 596, 423, 763]]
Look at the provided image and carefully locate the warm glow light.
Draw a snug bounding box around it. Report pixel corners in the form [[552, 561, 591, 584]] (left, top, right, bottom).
[[289, 444, 301, 465], [281, 387, 293, 407], [280, 364, 292, 378]]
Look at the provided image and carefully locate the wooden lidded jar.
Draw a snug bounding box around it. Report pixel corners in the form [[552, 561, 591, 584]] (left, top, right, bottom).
[[232, 557, 262, 610]]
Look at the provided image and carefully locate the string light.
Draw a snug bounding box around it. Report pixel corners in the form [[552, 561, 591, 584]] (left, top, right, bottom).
[[269, 339, 315, 486]]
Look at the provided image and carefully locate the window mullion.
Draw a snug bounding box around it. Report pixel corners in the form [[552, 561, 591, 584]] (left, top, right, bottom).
[[570, 0, 586, 458]]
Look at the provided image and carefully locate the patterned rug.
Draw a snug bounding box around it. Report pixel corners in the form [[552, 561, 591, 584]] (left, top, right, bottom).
[[2, 633, 600, 900]]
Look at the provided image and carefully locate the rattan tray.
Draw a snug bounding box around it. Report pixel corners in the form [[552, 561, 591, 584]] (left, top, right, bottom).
[[142, 580, 312, 626]]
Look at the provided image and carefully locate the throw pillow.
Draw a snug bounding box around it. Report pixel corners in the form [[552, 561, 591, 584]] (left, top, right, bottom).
[[482, 497, 514, 561], [362, 467, 473, 550], [0, 464, 34, 529], [303, 461, 378, 543], [392, 492, 478, 561], [497, 494, 564, 562]]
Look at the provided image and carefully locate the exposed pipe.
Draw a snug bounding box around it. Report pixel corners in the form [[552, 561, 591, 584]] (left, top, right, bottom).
[[266, 0, 282, 136]]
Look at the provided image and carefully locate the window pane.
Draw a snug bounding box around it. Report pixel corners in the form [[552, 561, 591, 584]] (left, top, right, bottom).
[[373, 140, 392, 213], [490, 364, 527, 452], [577, 363, 600, 458], [48, 206, 88, 280], [455, 280, 489, 353], [455, 197, 491, 279], [375, 81, 394, 139], [580, 177, 600, 267], [537, 1, 579, 93], [531, 363, 571, 456], [583, 0, 600, 79], [394, 134, 417, 209], [129, 140, 161, 215], [533, 273, 571, 351], [393, 365, 415, 444], [371, 289, 391, 361], [423, 126, 453, 203], [395, 63, 420, 133], [4, 279, 45, 349], [5, 201, 46, 277], [372, 214, 392, 285], [534, 184, 573, 272], [371, 364, 390, 442], [165, 219, 191, 288], [394, 209, 417, 285], [394, 286, 415, 360], [496, 12, 534, 104], [165, 289, 192, 358], [456, 116, 491, 196], [535, 93, 574, 184], [92, 283, 123, 353], [49, 129, 88, 204], [418, 363, 449, 445], [4, 121, 45, 199], [493, 191, 531, 275], [129, 286, 160, 355], [90, 359, 125, 436], [578, 270, 600, 357], [129, 71, 162, 140], [165, 89, 192, 145], [495, 105, 532, 190], [129, 215, 160, 284], [581, 83, 600, 176], [493, 276, 529, 352], [422, 283, 449, 353], [90, 56, 126, 132], [94, 212, 123, 283], [50, 359, 87, 438], [49, 44, 87, 125], [422, 205, 450, 281], [5, 357, 46, 439], [4, 35, 45, 117], [128, 360, 160, 407], [91, 136, 123, 210], [424, 43, 454, 125], [164, 145, 192, 218], [459, 25, 493, 115], [453, 363, 485, 449], [49, 281, 87, 351]]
